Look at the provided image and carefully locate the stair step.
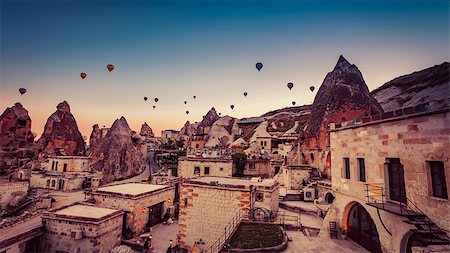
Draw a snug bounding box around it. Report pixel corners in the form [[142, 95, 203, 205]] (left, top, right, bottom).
[[415, 238, 450, 245], [404, 220, 434, 225], [411, 229, 447, 234]]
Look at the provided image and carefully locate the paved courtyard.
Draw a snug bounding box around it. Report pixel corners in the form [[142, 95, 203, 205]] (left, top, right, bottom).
[[133, 222, 179, 253], [284, 230, 369, 253]]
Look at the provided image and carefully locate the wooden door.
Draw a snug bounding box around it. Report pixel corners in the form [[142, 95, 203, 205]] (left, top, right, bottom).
[[388, 158, 406, 203], [348, 203, 382, 253], [148, 202, 164, 227]]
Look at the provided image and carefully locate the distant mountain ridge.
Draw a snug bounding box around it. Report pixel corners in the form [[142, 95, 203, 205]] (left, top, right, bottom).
[[371, 62, 449, 111]]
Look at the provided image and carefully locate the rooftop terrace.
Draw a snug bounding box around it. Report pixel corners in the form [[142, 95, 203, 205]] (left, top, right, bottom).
[[97, 183, 168, 196], [186, 176, 278, 190], [54, 204, 119, 219]]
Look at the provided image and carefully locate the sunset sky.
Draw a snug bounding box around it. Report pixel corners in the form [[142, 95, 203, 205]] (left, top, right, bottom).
[[1, 0, 449, 139]]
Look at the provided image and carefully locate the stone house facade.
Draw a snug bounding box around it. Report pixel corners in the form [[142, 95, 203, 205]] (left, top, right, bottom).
[[321, 100, 450, 253], [0, 181, 29, 209], [42, 203, 122, 253], [178, 157, 233, 178], [178, 177, 279, 251], [86, 183, 175, 235]]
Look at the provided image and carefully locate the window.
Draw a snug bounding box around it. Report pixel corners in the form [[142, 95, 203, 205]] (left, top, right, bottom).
[[255, 192, 264, 202], [358, 158, 366, 182], [51, 180, 56, 187], [219, 167, 224, 171], [249, 163, 256, 170], [51, 161, 55, 170], [63, 163, 68, 172], [343, 158, 350, 179], [429, 161, 448, 199], [71, 231, 76, 238], [46, 179, 50, 187], [310, 153, 315, 162], [55, 161, 59, 170], [204, 167, 210, 175], [194, 167, 200, 175]]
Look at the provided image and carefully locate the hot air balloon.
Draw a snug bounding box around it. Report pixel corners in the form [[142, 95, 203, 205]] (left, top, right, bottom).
[[107, 64, 114, 72], [243, 92, 248, 97], [310, 85, 315, 92], [154, 98, 159, 103], [193, 96, 196, 99], [230, 105, 234, 110], [255, 62, 263, 71], [184, 101, 187, 104], [144, 97, 148, 101], [186, 110, 189, 115], [287, 82, 294, 90], [153, 105, 156, 109], [19, 88, 26, 95], [80, 73, 87, 79], [218, 113, 222, 116], [292, 101, 296, 106]]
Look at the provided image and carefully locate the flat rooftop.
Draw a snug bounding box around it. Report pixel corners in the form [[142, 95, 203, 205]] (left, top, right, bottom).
[[97, 183, 168, 196], [189, 176, 277, 188], [55, 204, 118, 219]]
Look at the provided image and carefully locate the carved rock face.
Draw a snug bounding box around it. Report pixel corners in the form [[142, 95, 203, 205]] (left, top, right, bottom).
[[37, 101, 86, 156], [89, 117, 145, 183], [304, 56, 383, 148], [0, 103, 35, 148], [140, 122, 154, 138]]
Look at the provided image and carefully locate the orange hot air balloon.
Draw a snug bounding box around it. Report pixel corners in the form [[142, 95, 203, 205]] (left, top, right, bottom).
[[107, 64, 114, 72], [19, 88, 27, 95], [80, 72, 87, 79]]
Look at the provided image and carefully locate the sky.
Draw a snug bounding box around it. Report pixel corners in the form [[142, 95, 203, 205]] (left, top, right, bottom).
[[1, 0, 449, 139]]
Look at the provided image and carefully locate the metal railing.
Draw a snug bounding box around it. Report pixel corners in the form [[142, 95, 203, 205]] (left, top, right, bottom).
[[205, 210, 243, 253], [365, 183, 447, 243]]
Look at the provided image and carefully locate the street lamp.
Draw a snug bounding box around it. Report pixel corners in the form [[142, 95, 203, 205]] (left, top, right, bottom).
[[169, 239, 173, 248], [149, 234, 152, 247]]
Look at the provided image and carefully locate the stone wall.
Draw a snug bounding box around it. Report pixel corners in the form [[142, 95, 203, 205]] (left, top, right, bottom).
[[42, 209, 122, 253], [29, 172, 86, 192], [87, 186, 175, 235], [326, 110, 450, 252], [0, 181, 29, 209], [43, 156, 90, 172], [244, 159, 273, 178], [178, 183, 251, 251], [178, 158, 233, 178]]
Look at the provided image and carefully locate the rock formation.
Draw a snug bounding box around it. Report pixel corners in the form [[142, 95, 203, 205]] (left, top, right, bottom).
[[0, 103, 35, 148], [195, 107, 220, 134], [140, 122, 154, 138], [303, 55, 383, 148], [37, 101, 86, 156], [371, 62, 449, 111], [89, 117, 145, 183], [204, 116, 238, 147], [89, 124, 109, 151]]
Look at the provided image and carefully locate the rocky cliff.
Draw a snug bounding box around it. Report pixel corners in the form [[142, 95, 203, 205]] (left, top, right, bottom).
[[304, 55, 383, 141], [89, 117, 145, 183], [37, 101, 86, 156], [195, 107, 220, 134], [0, 103, 35, 148], [371, 62, 449, 111], [140, 122, 154, 138]]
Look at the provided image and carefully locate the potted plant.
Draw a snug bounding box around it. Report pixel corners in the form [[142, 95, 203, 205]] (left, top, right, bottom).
[[340, 227, 348, 240]]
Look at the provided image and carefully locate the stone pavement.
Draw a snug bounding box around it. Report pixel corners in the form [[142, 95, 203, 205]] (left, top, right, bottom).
[[133, 222, 179, 253], [284, 230, 369, 253]]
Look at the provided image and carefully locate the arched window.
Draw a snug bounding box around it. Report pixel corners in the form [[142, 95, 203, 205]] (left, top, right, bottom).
[[51, 180, 56, 187]]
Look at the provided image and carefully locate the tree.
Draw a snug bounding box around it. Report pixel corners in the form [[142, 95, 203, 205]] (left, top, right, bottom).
[[232, 151, 247, 177]]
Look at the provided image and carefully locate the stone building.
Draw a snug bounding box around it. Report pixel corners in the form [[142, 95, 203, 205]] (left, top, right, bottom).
[[43, 156, 90, 172], [178, 157, 233, 178], [42, 203, 122, 253], [243, 157, 274, 178], [86, 183, 175, 235], [274, 165, 312, 196], [161, 130, 179, 139], [321, 99, 449, 253], [28, 155, 101, 192], [178, 176, 279, 251]]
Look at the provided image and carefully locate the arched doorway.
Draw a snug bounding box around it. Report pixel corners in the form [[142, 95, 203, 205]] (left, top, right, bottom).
[[347, 203, 382, 253], [58, 179, 65, 191]]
